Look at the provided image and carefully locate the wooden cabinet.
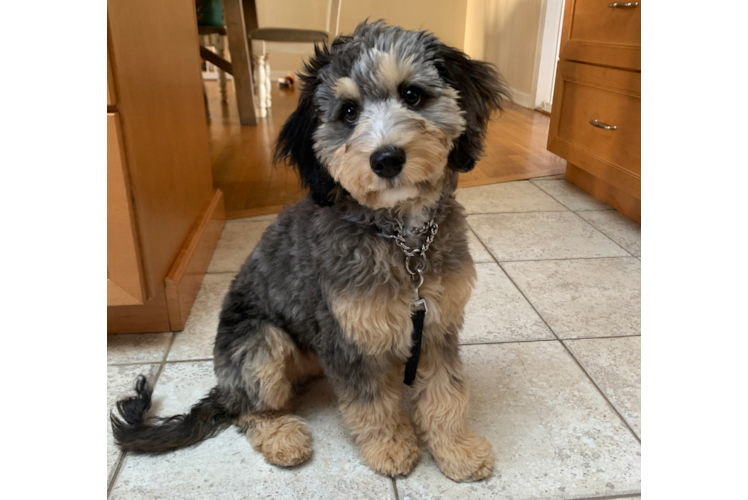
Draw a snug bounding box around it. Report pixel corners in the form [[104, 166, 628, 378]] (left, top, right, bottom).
[[558, 0, 641, 70], [107, 113, 145, 306], [107, 0, 226, 332], [548, 0, 641, 222]]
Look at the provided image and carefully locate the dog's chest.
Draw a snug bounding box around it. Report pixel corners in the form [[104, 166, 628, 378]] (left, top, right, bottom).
[[329, 236, 473, 358]]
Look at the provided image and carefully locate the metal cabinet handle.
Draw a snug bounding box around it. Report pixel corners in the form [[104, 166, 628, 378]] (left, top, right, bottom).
[[590, 119, 617, 130], [608, 2, 639, 7]]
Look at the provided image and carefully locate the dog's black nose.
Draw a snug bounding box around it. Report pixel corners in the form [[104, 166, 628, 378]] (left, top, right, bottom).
[[370, 146, 406, 179]]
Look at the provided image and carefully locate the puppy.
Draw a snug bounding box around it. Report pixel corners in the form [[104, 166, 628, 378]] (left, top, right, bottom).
[[112, 21, 508, 482]]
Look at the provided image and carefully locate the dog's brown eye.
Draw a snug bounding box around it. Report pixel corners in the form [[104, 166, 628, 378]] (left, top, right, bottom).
[[403, 87, 422, 107], [343, 103, 358, 123]]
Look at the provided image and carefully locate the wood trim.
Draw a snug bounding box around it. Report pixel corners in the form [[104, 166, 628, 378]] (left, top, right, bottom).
[[457, 168, 567, 189], [554, 60, 641, 96], [561, 42, 640, 72], [566, 163, 640, 223], [559, 0, 641, 71], [327, 0, 341, 36], [107, 285, 172, 334], [227, 204, 291, 220], [107, 45, 116, 106], [164, 189, 226, 330], [107, 279, 142, 306], [107, 113, 145, 306]]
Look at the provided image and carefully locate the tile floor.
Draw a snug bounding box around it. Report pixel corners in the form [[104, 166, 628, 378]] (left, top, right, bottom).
[[107, 178, 641, 500]]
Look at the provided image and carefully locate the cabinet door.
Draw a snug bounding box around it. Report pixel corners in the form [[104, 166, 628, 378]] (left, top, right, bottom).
[[547, 61, 641, 221], [108, 113, 145, 305], [560, 0, 641, 71]]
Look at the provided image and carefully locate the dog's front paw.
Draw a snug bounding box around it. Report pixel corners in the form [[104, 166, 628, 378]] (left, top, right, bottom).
[[359, 425, 420, 477], [433, 435, 494, 482]]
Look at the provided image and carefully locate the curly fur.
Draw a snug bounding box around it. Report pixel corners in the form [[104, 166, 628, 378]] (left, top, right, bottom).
[[112, 20, 507, 482]]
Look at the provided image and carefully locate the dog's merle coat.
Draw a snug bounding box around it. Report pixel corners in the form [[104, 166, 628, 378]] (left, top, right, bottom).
[[112, 21, 508, 481]]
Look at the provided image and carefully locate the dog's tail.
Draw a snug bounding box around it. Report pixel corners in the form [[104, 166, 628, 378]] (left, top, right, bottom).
[[111, 375, 234, 454]]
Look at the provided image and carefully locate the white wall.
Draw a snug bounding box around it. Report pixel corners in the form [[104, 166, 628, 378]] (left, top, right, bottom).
[[338, 0, 468, 50], [253, 0, 548, 110], [464, 0, 545, 109], [256, 0, 468, 76]]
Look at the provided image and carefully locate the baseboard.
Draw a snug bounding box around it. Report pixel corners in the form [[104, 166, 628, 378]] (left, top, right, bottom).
[[107, 286, 171, 334], [108, 190, 226, 333], [508, 87, 534, 110], [164, 189, 226, 330], [565, 163, 641, 223], [457, 167, 567, 190]]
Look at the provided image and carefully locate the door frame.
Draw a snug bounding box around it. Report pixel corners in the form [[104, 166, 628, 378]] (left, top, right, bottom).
[[531, 0, 565, 113]]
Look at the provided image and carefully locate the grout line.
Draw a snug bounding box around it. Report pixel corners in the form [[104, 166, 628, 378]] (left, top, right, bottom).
[[495, 255, 636, 264], [153, 332, 178, 384], [108, 360, 172, 367], [161, 357, 215, 365], [526, 179, 580, 212], [562, 339, 642, 441], [391, 478, 400, 500], [562, 492, 641, 500], [108, 333, 177, 496], [529, 177, 616, 214], [467, 189, 633, 259], [468, 226, 641, 445], [459, 338, 558, 347], [107, 452, 126, 497], [205, 270, 241, 276], [465, 209, 569, 216], [559, 333, 641, 341], [569, 210, 637, 259], [459, 334, 641, 347]]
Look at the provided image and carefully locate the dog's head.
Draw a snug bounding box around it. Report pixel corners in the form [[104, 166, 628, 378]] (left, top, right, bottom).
[[275, 21, 508, 210]]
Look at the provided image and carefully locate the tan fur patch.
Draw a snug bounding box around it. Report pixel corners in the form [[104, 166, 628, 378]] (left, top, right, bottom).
[[250, 326, 297, 410], [338, 366, 420, 476], [419, 262, 477, 332], [286, 350, 323, 383], [411, 346, 494, 482], [245, 325, 321, 411], [239, 412, 312, 467], [377, 50, 415, 94], [332, 76, 361, 101], [331, 287, 413, 358]]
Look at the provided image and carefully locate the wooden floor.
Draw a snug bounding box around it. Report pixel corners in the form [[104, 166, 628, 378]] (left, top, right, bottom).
[[206, 81, 566, 220]]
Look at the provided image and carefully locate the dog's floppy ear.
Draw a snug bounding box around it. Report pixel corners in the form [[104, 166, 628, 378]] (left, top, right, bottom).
[[434, 44, 510, 173], [275, 46, 336, 207]]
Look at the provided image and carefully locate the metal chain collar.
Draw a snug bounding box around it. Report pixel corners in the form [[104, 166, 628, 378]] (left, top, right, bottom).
[[377, 217, 439, 313]]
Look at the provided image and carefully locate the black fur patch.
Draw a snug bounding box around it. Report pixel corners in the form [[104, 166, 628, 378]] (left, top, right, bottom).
[[111, 376, 233, 454], [433, 44, 510, 173], [274, 45, 337, 207]]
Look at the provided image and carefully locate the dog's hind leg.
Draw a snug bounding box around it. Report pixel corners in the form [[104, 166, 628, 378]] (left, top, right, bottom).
[[228, 324, 321, 467]]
